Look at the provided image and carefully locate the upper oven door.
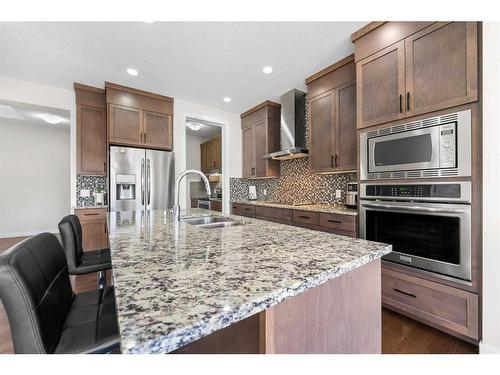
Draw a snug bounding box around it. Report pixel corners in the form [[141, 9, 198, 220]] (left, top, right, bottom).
[[368, 126, 441, 173], [359, 200, 471, 281]]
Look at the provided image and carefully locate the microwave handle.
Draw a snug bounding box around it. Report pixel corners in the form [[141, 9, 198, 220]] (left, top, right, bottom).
[[361, 202, 469, 215]]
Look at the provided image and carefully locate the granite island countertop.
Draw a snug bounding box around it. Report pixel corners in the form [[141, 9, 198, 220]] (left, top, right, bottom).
[[108, 209, 390, 353], [231, 200, 358, 216]]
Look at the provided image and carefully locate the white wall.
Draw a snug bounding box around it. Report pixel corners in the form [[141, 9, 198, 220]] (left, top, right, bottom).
[[481, 22, 500, 354], [186, 134, 203, 171], [0, 76, 77, 209], [0, 120, 70, 236], [173, 99, 241, 214]]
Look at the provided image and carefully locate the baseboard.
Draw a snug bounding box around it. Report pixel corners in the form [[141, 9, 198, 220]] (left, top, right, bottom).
[[479, 341, 500, 354], [0, 229, 59, 239]]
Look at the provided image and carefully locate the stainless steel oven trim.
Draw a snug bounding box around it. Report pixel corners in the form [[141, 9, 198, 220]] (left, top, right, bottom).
[[360, 109, 471, 180], [367, 125, 441, 173], [360, 181, 472, 203], [359, 199, 472, 281]]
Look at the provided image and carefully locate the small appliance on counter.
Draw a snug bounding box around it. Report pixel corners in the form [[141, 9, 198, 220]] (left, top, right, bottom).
[[345, 182, 358, 208], [248, 185, 257, 200]]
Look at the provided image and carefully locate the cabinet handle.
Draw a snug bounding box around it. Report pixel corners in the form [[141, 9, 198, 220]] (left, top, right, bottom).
[[331, 155, 334, 167], [244, 207, 252, 211], [103, 161, 106, 174], [393, 288, 416, 299], [144, 132, 147, 143], [335, 154, 338, 167], [406, 92, 410, 111], [83, 213, 99, 216], [399, 94, 403, 113], [299, 215, 310, 219], [104, 223, 107, 234], [327, 219, 342, 224]]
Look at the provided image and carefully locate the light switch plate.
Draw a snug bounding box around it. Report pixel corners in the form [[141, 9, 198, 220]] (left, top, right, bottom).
[[80, 189, 90, 198], [263, 189, 267, 196], [335, 190, 342, 199]]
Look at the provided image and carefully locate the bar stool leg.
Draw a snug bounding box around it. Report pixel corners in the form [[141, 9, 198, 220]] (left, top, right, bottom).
[[98, 270, 106, 289]]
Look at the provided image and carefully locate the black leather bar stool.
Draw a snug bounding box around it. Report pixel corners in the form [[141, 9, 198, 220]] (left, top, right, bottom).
[[58, 214, 112, 289], [0, 233, 120, 353]]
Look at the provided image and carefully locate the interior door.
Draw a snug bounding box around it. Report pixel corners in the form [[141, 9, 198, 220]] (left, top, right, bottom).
[[335, 81, 357, 171], [242, 125, 255, 178], [309, 90, 334, 172], [146, 149, 175, 210], [356, 40, 406, 129], [405, 22, 478, 117]]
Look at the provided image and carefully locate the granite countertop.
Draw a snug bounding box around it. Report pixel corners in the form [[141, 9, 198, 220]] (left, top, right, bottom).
[[108, 209, 390, 354], [74, 205, 108, 210], [231, 200, 358, 216]]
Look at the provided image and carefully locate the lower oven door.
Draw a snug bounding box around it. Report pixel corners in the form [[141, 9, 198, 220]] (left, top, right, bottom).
[[359, 200, 471, 281]]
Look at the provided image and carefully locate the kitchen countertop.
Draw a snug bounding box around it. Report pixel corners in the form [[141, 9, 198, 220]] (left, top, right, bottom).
[[73, 205, 108, 210], [231, 200, 358, 216], [108, 209, 390, 353]]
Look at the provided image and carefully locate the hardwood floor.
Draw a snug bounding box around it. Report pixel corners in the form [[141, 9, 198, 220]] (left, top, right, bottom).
[[382, 308, 478, 354], [0, 236, 479, 355]]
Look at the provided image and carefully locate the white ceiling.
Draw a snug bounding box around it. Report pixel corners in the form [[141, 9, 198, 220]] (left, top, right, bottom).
[[0, 99, 70, 128], [0, 22, 366, 113]]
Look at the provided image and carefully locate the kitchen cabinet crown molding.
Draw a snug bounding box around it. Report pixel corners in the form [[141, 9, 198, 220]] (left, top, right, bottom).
[[74, 82, 106, 108], [350, 22, 386, 42], [305, 54, 354, 85], [240, 100, 281, 119], [105, 81, 173, 102]]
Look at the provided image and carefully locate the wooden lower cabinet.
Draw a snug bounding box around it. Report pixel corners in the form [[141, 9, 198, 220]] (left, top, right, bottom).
[[382, 266, 479, 342], [74, 208, 108, 252], [191, 198, 199, 208], [210, 200, 222, 212], [231, 203, 357, 237]]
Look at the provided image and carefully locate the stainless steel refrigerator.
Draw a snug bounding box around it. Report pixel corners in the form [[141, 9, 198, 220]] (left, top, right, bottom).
[[109, 146, 175, 212]]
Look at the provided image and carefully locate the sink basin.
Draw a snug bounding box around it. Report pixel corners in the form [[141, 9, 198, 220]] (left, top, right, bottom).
[[181, 215, 243, 229]]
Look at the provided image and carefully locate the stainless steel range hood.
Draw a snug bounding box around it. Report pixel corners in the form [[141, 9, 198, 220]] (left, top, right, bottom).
[[264, 89, 308, 160]]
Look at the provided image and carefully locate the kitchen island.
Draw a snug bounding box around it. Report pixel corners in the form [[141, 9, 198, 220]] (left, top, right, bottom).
[[108, 209, 391, 354]]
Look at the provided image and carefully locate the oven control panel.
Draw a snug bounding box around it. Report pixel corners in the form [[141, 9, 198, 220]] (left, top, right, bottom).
[[364, 184, 461, 199], [439, 123, 457, 168]]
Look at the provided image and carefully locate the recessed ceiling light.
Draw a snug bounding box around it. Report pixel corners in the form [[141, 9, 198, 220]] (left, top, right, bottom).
[[263, 66, 273, 74], [127, 68, 138, 76], [144, 21, 155, 24], [223, 97, 231, 103], [38, 114, 64, 125], [187, 122, 203, 131]]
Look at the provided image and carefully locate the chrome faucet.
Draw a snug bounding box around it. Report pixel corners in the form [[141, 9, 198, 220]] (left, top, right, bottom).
[[173, 170, 211, 222]]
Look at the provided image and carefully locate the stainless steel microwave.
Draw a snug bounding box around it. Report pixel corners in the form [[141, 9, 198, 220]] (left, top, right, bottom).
[[360, 109, 471, 180]]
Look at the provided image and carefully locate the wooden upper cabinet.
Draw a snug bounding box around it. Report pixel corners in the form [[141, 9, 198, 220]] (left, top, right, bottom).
[[75, 83, 107, 176], [335, 82, 357, 171], [200, 135, 222, 173], [108, 104, 142, 145], [404, 22, 478, 117], [143, 111, 173, 150], [306, 56, 357, 173], [356, 41, 405, 129], [352, 21, 479, 128], [309, 91, 334, 171], [106, 82, 174, 150], [240, 101, 280, 179], [213, 136, 222, 169]]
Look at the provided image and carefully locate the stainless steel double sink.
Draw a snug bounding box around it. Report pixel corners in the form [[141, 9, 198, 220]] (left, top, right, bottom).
[[181, 215, 242, 229]]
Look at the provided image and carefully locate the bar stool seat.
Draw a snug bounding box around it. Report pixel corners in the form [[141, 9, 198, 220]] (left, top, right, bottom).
[[58, 214, 112, 287], [0, 233, 120, 354]]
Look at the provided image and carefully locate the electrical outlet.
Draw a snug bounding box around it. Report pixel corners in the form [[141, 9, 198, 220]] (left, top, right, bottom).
[[80, 189, 90, 198], [335, 190, 342, 199], [263, 189, 267, 196]]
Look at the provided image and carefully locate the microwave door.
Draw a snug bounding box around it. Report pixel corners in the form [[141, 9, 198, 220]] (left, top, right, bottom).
[[368, 126, 440, 173]]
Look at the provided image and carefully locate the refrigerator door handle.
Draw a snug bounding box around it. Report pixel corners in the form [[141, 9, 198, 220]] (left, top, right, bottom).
[[141, 158, 145, 206], [147, 159, 151, 206]]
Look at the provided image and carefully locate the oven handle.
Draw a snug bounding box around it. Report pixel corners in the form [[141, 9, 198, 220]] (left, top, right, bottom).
[[361, 202, 469, 215]]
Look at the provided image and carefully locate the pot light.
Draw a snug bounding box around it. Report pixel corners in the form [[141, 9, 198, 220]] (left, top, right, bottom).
[[187, 122, 203, 131], [223, 97, 231, 103], [263, 66, 273, 74], [38, 114, 64, 125], [127, 68, 138, 76]]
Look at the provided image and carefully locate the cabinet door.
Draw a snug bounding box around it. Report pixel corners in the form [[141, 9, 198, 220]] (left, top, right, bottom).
[[213, 137, 222, 169], [143, 111, 173, 150], [80, 220, 108, 252], [200, 142, 210, 173], [334, 81, 357, 171], [242, 126, 255, 178], [109, 104, 142, 145], [405, 22, 478, 117], [356, 40, 406, 129], [309, 90, 335, 172], [77, 104, 107, 175], [254, 120, 268, 177]]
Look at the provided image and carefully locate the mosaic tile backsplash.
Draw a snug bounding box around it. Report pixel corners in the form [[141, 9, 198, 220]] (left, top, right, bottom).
[[230, 158, 357, 205], [76, 175, 108, 207]]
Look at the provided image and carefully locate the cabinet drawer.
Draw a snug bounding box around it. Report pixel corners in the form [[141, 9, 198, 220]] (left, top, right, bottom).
[[255, 206, 292, 225], [231, 203, 256, 217], [382, 268, 479, 340], [75, 208, 107, 221], [293, 210, 319, 226], [318, 213, 356, 232]]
